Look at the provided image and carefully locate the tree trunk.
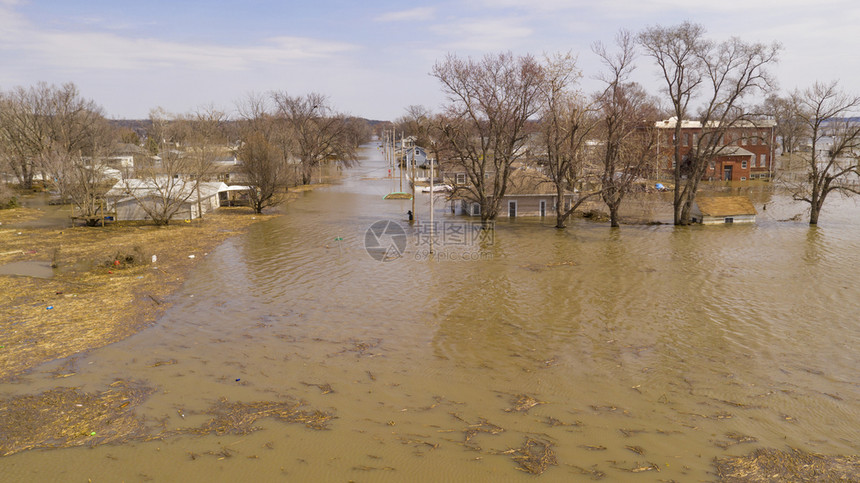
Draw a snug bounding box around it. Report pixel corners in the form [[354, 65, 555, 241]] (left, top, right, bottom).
[[608, 203, 620, 228], [679, 195, 694, 225], [672, 125, 684, 225], [480, 216, 493, 230], [555, 186, 567, 228], [809, 185, 823, 225], [809, 205, 820, 225], [673, 198, 683, 226]]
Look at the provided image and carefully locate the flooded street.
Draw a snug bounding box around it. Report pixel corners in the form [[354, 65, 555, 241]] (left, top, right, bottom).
[[2, 145, 859, 481]]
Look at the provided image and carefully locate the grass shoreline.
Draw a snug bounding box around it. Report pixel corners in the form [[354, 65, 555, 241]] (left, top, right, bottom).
[[0, 205, 278, 382]]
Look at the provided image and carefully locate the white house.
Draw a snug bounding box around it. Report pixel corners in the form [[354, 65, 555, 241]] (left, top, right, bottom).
[[105, 179, 228, 221]]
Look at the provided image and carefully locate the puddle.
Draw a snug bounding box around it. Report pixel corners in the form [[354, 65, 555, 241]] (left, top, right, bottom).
[[0, 260, 54, 278]]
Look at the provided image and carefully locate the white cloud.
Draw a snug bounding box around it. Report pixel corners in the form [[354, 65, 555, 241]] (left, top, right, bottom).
[[0, 0, 857, 121], [0, 13, 358, 73], [431, 17, 532, 51], [375, 7, 436, 22], [471, 0, 850, 13]]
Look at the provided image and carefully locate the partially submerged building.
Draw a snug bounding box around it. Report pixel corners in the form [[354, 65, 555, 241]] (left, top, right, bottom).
[[450, 168, 573, 218], [655, 118, 777, 181], [691, 196, 757, 224]]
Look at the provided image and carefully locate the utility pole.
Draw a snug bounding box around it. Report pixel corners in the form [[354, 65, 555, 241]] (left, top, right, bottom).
[[429, 154, 434, 255]]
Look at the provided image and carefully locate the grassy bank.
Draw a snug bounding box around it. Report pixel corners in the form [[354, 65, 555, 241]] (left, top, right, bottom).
[[0, 207, 277, 381]]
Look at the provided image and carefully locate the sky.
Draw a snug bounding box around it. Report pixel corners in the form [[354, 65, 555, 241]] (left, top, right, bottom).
[[0, 0, 857, 121]]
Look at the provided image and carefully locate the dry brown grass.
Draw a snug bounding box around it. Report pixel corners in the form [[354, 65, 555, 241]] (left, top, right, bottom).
[[0, 207, 276, 381], [0, 206, 42, 225]]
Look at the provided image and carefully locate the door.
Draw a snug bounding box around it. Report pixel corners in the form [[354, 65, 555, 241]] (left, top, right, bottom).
[[723, 165, 733, 181], [508, 200, 517, 217], [539, 200, 546, 217]]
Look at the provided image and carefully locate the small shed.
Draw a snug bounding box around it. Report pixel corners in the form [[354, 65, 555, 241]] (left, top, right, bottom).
[[691, 196, 757, 224]]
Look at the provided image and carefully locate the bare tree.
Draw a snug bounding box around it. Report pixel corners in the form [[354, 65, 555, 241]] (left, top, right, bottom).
[[535, 52, 601, 228], [62, 118, 118, 226], [785, 81, 860, 225], [119, 108, 205, 225], [235, 93, 293, 213], [594, 31, 659, 228], [0, 83, 56, 190], [433, 52, 545, 227], [272, 92, 359, 185], [237, 131, 292, 213], [39, 84, 111, 201], [343, 116, 373, 152], [395, 105, 434, 148], [764, 93, 806, 155], [638, 22, 780, 225], [181, 105, 227, 219], [0, 82, 117, 224]]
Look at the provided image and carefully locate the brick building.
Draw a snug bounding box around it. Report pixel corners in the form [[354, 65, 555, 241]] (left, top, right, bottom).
[[655, 118, 777, 181]]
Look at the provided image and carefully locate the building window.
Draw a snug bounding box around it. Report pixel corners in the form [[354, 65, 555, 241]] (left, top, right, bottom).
[[455, 173, 466, 185], [682, 133, 689, 146], [740, 177, 747, 181], [741, 161, 747, 169], [752, 136, 759, 146], [758, 154, 763, 167], [760, 131, 768, 144], [471, 203, 480, 216]]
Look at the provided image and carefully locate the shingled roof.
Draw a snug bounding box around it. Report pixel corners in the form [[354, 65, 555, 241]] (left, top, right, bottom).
[[695, 196, 757, 217]]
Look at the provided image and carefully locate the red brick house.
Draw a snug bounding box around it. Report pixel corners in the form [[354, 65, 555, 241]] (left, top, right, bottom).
[[655, 118, 777, 181]]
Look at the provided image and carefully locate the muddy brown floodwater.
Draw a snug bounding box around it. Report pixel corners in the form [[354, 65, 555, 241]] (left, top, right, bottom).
[[1, 144, 858, 482]]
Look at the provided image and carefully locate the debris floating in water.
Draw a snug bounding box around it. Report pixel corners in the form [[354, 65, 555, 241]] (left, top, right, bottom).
[[714, 448, 860, 482], [503, 437, 558, 475], [504, 394, 546, 413]]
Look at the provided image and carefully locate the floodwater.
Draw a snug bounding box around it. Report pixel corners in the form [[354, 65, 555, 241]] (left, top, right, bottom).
[[2, 145, 859, 482], [0, 260, 53, 278]]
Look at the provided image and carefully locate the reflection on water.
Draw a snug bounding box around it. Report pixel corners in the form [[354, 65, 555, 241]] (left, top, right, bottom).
[[2, 146, 859, 481]]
